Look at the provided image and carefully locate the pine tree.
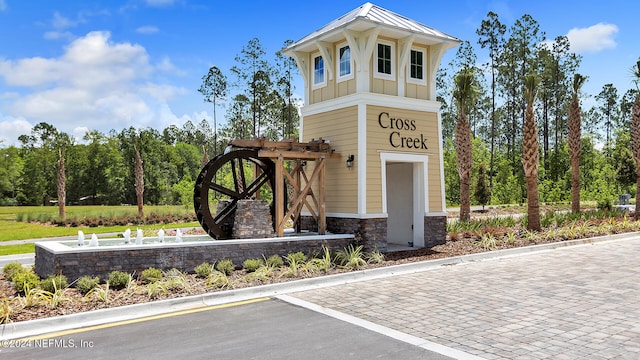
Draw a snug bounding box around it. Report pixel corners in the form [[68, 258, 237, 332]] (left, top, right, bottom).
[[474, 163, 491, 210]]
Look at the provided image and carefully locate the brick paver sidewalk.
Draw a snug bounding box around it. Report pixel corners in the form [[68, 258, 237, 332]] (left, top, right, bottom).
[[291, 238, 640, 359]]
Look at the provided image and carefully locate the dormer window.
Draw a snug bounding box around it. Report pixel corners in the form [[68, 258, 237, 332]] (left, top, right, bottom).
[[337, 43, 353, 82], [375, 40, 395, 80], [313, 54, 326, 88], [408, 48, 426, 85]]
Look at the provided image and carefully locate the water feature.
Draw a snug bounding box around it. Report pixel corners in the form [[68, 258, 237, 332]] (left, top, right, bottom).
[[69, 229, 208, 248]]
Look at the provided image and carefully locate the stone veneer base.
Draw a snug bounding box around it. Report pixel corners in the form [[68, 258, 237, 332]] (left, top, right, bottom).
[[301, 215, 447, 251], [35, 234, 354, 282]]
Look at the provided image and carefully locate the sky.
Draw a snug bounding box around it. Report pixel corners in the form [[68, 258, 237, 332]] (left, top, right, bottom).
[[0, 0, 638, 147]]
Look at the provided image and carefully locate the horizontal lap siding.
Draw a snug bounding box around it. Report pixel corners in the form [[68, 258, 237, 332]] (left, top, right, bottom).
[[366, 105, 442, 213], [303, 106, 358, 213]]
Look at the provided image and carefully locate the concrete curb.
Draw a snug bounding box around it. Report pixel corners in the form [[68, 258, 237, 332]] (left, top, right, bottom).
[[1, 231, 637, 340]]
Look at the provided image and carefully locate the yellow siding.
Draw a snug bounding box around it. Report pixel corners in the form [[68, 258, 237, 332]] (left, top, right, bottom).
[[366, 105, 442, 213], [303, 106, 359, 213]]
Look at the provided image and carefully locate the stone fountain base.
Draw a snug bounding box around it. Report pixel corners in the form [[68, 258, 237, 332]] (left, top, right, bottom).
[[35, 234, 354, 282]]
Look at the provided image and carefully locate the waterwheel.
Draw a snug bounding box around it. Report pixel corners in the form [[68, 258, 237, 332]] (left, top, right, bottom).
[[194, 149, 276, 239]]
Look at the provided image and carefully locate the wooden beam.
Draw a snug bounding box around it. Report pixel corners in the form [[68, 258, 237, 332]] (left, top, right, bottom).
[[258, 150, 340, 160], [275, 155, 284, 237]]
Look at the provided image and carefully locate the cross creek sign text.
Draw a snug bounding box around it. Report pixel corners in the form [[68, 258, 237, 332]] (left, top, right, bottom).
[[377, 112, 428, 149]]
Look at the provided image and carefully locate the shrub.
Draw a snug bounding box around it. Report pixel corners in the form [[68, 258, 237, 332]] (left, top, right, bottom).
[[285, 251, 307, 265], [215, 259, 235, 275], [194, 262, 214, 278], [242, 258, 264, 273], [140, 268, 163, 284], [40, 274, 68, 293], [2, 262, 26, 282], [108, 271, 131, 290], [265, 254, 283, 268], [12, 271, 40, 295], [76, 276, 100, 295]]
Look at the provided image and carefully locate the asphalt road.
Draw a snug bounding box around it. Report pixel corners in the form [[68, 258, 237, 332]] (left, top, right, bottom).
[[1, 298, 453, 360]]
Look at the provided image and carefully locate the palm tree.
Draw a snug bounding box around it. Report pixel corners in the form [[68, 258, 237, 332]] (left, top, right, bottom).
[[630, 61, 640, 202], [523, 74, 541, 231], [568, 74, 586, 213], [452, 68, 478, 222]]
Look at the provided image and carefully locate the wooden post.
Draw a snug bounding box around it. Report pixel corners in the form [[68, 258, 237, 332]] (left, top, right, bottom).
[[275, 155, 284, 237], [318, 156, 326, 234]]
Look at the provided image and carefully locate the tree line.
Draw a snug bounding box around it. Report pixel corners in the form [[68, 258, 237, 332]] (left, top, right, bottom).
[[439, 11, 640, 224]]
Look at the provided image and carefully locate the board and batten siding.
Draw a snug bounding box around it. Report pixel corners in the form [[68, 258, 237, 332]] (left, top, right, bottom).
[[302, 106, 359, 214], [366, 105, 442, 214]]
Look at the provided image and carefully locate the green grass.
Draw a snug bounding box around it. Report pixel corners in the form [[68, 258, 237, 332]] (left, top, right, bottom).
[[1, 205, 192, 222], [0, 243, 34, 255]]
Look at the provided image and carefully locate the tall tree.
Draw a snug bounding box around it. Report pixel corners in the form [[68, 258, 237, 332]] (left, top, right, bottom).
[[231, 38, 271, 138], [523, 75, 542, 231], [569, 73, 587, 213], [596, 84, 619, 147], [453, 68, 478, 221], [476, 11, 505, 188], [198, 66, 227, 155], [630, 60, 640, 201], [275, 40, 300, 139]]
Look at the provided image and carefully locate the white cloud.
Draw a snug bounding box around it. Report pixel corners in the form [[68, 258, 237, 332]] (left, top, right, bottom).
[[136, 25, 159, 34], [0, 116, 33, 146], [0, 0, 6, 11], [145, 0, 179, 7], [566, 23, 618, 53], [0, 31, 187, 138]]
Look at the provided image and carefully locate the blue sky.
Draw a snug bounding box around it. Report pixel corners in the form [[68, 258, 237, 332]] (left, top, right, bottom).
[[0, 0, 638, 146]]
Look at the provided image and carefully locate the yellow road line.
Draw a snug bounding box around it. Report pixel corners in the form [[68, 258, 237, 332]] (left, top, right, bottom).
[[21, 297, 269, 341]]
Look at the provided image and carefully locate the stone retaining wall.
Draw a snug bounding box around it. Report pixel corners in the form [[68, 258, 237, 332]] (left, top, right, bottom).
[[35, 235, 354, 282]]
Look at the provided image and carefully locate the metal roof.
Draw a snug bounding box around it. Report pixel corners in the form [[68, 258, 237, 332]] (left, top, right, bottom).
[[285, 2, 460, 53]]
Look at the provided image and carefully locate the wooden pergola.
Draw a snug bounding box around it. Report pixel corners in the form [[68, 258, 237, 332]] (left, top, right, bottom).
[[228, 138, 340, 237]]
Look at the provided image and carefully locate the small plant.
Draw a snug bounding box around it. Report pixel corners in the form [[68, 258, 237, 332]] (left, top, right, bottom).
[[194, 262, 214, 278], [18, 283, 44, 308], [76, 276, 100, 296], [163, 268, 191, 293], [503, 231, 517, 245], [207, 270, 233, 289], [0, 298, 14, 324], [140, 267, 163, 284], [242, 258, 264, 273], [306, 246, 333, 272], [477, 233, 498, 250], [247, 265, 275, 282], [108, 270, 132, 290], [146, 281, 168, 300], [265, 254, 284, 268], [336, 244, 367, 269], [215, 259, 235, 275], [87, 283, 110, 303], [40, 274, 68, 293], [367, 247, 385, 264], [39, 287, 70, 309], [2, 262, 26, 281], [12, 270, 40, 295]]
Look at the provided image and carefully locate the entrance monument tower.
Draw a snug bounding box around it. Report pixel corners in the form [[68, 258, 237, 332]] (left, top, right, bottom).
[[284, 3, 460, 250]]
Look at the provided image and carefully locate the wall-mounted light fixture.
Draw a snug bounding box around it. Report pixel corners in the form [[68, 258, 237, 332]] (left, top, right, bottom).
[[346, 154, 355, 168]]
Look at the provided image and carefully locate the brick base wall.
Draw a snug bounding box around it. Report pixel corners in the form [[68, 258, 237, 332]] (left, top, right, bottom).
[[424, 215, 447, 247]]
